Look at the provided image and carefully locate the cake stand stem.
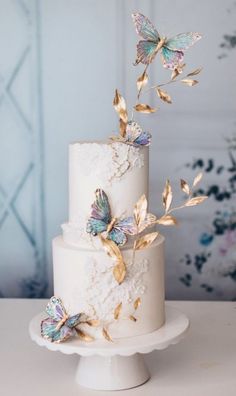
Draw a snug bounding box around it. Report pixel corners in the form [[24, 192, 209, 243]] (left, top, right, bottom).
[[75, 353, 150, 390]]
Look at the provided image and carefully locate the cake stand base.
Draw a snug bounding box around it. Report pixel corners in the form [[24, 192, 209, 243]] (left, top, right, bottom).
[[29, 304, 189, 391], [76, 354, 149, 390]]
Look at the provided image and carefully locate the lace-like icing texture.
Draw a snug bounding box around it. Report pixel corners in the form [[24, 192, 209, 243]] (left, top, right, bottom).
[[71, 256, 149, 322]]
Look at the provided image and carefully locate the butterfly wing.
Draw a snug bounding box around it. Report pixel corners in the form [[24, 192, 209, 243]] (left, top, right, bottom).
[[135, 40, 159, 65], [41, 318, 75, 343], [108, 228, 127, 246], [134, 131, 152, 146], [87, 189, 111, 235], [132, 13, 160, 41], [161, 46, 184, 70], [45, 296, 67, 321], [165, 32, 202, 51], [115, 217, 137, 236], [65, 313, 85, 328]]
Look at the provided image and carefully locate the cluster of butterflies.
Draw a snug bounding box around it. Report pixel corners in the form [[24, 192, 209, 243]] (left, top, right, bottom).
[[86, 189, 153, 246], [111, 13, 201, 148], [41, 296, 86, 343]]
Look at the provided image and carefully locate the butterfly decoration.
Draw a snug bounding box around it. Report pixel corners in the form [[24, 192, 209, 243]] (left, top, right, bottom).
[[41, 296, 86, 343], [86, 189, 137, 246], [111, 121, 151, 147], [132, 13, 201, 69]]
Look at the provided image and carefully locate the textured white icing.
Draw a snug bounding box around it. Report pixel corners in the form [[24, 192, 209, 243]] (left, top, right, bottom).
[[68, 141, 149, 243], [53, 235, 165, 339]]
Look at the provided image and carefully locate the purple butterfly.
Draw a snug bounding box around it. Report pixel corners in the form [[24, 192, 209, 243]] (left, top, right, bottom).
[[41, 296, 86, 343], [111, 121, 151, 147], [132, 13, 201, 69], [86, 189, 137, 246]]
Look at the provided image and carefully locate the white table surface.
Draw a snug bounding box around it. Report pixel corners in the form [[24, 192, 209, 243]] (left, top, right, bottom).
[[0, 299, 235, 396]]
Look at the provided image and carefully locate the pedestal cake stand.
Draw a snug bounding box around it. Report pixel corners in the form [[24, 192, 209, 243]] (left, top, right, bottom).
[[29, 304, 189, 391]]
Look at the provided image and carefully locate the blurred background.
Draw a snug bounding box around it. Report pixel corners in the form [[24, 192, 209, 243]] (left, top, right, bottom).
[[0, 0, 236, 300]]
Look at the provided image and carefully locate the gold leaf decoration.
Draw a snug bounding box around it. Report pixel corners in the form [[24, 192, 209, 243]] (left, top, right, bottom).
[[180, 179, 190, 195], [181, 79, 198, 86], [76, 329, 94, 342], [134, 232, 158, 250], [113, 261, 126, 284], [156, 88, 172, 104], [134, 104, 157, 113], [102, 327, 113, 342], [119, 118, 127, 137], [86, 319, 100, 327], [114, 302, 122, 320], [129, 315, 137, 322], [171, 63, 186, 80], [134, 194, 147, 228], [156, 215, 178, 226], [185, 196, 208, 207], [137, 71, 148, 93], [193, 172, 203, 187], [162, 179, 172, 212], [100, 236, 122, 261], [113, 89, 128, 137], [187, 67, 202, 77], [134, 297, 141, 310]]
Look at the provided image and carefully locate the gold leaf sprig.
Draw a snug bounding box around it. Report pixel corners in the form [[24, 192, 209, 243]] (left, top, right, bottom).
[[134, 232, 158, 250], [113, 89, 128, 137], [114, 302, 122, 320], [100, 236, 126, 284], [129, 297, 142, 322], [102, 327, 113, 342]]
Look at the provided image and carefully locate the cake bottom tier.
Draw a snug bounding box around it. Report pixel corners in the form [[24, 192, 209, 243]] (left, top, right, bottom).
[[53, 235, 165, 339]]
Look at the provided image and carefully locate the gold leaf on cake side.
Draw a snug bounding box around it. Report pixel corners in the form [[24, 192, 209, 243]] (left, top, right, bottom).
[[102, 327, 113, 342], [76, 329, 94, 342], [134, 232, 158, 250], [129, 315, 137, 322], [114, 302, 122, 320], [134, 194, 147, 228], [134, 297, 141, 310]]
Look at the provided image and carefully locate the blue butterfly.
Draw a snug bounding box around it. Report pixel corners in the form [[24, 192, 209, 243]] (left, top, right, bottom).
[[132, 13, 201, 69], [41, 296, 86, 343], [111, 121, 151, 147], [86, 189, 136, 246]]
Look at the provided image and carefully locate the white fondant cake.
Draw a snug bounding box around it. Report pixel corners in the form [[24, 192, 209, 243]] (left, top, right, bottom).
[[53, 140, 165, 339]]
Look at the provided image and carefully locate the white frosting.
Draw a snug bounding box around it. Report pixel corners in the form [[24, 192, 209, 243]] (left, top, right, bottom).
[[67, 141, 149, 248], [53, 235, 165, 339]]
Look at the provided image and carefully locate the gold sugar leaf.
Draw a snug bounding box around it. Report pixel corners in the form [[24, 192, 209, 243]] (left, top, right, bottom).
[[134, 104, 157, 113], [181, 79, 198, 86], [137, 71, 148, 92], [134, 232, 158, 250], [193, 172, 203, 187], [187, 67, 202, 77], [129, 315, 137, 322], [171, 63, 186, 80], [86, 319, 100, 327], [76, 329, 94, 342], [134, 194, 147, 228], [180, 179, 190, 195], [113, 89, 128, 132], [100, 236, 122, 261], [119, 118, 127, 137], [156, 215, 178, 226], [185, 196, 208, 207], [114, 302, 122, 320], [113, 262, 126, 284], [134, 297, 141, 310], [102, 327, 113, 342], [162, 179, 172, 212], [156, 88, 172, 104]]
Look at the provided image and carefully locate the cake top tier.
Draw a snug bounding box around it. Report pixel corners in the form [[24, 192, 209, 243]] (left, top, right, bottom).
[[63, 140, 149, 249]]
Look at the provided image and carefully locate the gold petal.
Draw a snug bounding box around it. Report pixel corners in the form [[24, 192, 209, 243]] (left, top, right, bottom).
[[119, 118, 127, 137], [76, 329, 94, 342], [187, 67, 202, 77], [156, 88, 172, 104], [193, 172, 203, 187], [129, 315, 137, 322], [162, 179, 172, 212], [113, 262, 126, 284], [113, 89, 128, 121], [100, 236, 122, 260], [185, 196, 208, 206], [114, 302, 122, 320], [86, 319, 100, 327], [134, 104, 157, 113], [156, 215, 178, 226], [134, 297, 141, 310], [137, 71, 148, 92], [181, 79, 198, 86], [134, 194, 147, 227], [102, 327, 113, 342], [180, 179, 190, 195], [134, 232, 158, 250]]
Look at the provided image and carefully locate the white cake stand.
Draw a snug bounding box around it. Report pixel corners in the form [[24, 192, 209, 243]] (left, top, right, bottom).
[[29, 304, 189, 391]]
